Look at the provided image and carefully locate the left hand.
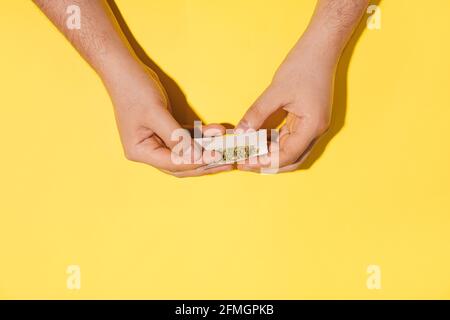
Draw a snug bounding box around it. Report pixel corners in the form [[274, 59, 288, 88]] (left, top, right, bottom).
[[236, 36, 337, 173]]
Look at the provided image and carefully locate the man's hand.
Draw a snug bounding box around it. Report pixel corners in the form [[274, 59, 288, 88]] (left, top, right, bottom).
[[236, 0, 369, 173], [104, 64, 232, 177], [236, 38, 335, 172], [33, 0, 231, 177]]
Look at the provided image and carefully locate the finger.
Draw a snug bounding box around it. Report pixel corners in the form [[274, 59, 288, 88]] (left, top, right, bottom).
[[254, 134, 319, 174], [164, 164, 234, 178], [277, 125, 316, 168], [236, 152, 272, 172], [165, 124, 226, 168], [199, 123, 227, 163], [202, 123, 227, 137], [237, 134, 314, 173], [149, 107, 191, 150], [237, 117, 316, 172], [202, 149, 223, 164], [182, 123, 227, 136], [236, 88, 282, 131], [274, 140, 316, 173], [133, 138, 205, 172]]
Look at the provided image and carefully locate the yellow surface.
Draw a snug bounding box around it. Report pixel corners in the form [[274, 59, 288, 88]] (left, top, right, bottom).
[[1, 0, 450, 299]]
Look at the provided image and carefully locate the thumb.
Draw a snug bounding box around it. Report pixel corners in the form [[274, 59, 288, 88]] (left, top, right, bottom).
[[236, 88, 281, 130]]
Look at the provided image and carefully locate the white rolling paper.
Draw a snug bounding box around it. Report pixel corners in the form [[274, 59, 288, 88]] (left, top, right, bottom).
[[194, 130, 268, 168]]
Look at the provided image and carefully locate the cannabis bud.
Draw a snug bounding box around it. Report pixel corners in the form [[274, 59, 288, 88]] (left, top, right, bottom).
[[195, 129, 268, 168]]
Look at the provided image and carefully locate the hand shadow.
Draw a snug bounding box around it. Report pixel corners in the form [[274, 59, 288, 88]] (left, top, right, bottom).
[[300, 0, 382, 169], [107, 0, 381, 162], [106, 0, 203, 127]]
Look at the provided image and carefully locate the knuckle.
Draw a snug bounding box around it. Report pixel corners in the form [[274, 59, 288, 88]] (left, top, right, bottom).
[[316, 117, 331, 135], [250, 102, 265, 119], [171, 171, 189, 178], [124, 147, 139, 162], [165, 165, 190, 177]]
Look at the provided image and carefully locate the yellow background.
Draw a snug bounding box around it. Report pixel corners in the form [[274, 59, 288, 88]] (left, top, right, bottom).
[[1, 0, 449, 299]]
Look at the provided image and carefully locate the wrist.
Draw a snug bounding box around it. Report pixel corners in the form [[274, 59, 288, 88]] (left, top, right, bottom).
[[299, 25, 346, 65], [278, 29, 341, 78]]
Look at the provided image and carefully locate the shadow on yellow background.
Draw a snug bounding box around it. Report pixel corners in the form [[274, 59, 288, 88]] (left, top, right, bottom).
[[108, 0, 203, 127], [1, 0, 450, 300], [303, 0, 383, 169], [108, 0, 383, 171]]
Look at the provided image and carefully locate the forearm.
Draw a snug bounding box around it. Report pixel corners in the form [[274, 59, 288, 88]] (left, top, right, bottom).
[[288, 0, 369, 67], [33, 0, 141, 79], [310, 0, 369, 48]]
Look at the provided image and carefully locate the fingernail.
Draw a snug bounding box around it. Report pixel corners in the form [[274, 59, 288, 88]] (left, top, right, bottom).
[[191, 145, 203, 164], [213, 150, 223, 162], [236, 120, 250, 131]]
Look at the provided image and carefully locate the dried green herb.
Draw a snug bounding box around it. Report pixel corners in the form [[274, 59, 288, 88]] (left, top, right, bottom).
[[221, 145, 259, 162]]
